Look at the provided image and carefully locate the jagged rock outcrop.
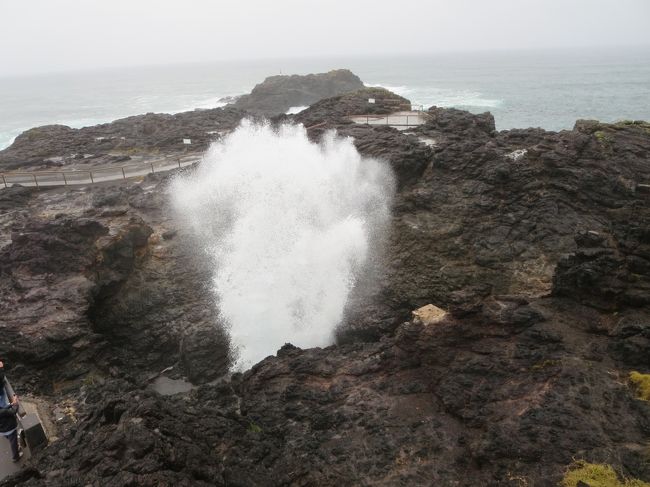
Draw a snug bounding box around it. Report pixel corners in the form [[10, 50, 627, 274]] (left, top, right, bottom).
[[0, 70, 364, 172], [6, 294, 650, 486], [0, 107, 248, 171], [337, 108, 650, 340], [232, 69, 364, 116], [292, 86, 411, 128], [0, 176, 231, 394]]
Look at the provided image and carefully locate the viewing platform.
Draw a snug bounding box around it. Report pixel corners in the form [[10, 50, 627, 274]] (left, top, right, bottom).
[[348, 110, 430, 130]]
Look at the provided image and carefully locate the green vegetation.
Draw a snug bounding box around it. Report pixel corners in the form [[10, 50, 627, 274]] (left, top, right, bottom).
[[629, 371, 650, 401], [530, 359, 560, 371], [248, 422, 263, 433], [594, 130, 615, 153], [561, 461, 650, 487]]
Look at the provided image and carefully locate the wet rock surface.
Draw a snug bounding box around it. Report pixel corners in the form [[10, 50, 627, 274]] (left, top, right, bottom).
[[7, 300, 650, 486], [0, 107, 248, 171], [0, 175, 231, 396], [1, 81, 650, 485]]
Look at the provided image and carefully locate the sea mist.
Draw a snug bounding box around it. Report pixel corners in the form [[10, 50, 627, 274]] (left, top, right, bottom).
[[171, 121, 393, 369]]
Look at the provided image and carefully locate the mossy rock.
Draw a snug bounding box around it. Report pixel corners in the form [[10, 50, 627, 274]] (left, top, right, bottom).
[[629, 371, 650, 401], [594, 130, 614, 152], [561, 461, 650, 487]]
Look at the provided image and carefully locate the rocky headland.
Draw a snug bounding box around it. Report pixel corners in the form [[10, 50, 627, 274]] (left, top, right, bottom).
[[0, 69, 363, 173], [1, 71, 650, 486]]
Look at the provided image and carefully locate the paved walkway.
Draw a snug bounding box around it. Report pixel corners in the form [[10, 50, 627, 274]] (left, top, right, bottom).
[[1, 113, 429, 190], [0, 436, 28, 481], [1, 155, 200, 189], [0, 400, 43, 481]]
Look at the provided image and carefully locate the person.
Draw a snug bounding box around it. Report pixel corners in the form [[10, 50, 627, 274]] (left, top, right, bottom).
[[0, 361, 22, 462]]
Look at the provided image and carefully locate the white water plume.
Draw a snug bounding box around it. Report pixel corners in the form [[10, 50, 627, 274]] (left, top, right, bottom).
[[171, 121, 393, 369]]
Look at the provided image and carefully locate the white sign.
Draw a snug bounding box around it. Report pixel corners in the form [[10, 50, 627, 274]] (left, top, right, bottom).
[[183, 139, 192, 145], [368, 98, 375, 104]]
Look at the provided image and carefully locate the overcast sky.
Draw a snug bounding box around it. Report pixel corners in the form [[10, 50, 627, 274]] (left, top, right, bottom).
[[2, 0, 650, 76]]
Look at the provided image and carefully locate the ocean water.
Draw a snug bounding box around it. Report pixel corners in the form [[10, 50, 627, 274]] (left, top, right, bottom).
[[1, 47, 649, 149]]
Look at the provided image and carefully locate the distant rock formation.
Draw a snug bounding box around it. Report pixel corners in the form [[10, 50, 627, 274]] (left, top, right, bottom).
[[231, 68, 364, 116], [0, 70, 364, 171]]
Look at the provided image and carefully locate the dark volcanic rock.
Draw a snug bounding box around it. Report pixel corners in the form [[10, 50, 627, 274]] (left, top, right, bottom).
[[553, 217, 650, 311], [293, 86, 411, 129], [0, 107, 247, 171], [0, 70, 364, 171], [0, 180, 231, 392], [232, 69, 364, 116], [335, 110, 650, 340], [8, 303, 650, 486]]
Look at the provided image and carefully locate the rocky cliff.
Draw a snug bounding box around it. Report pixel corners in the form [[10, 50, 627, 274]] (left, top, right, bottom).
[[0, 70, 363, 172], [1, 81, 650, 486], [232, 69, 364, 116]]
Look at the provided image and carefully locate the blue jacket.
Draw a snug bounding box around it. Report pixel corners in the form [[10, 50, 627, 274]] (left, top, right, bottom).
[[0, 402, 17, 433]]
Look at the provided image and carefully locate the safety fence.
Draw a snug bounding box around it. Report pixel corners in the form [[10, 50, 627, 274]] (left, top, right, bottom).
[[0, 112, 428, 190], [348, 111, 430, 128], [1, 155, 200, 189]]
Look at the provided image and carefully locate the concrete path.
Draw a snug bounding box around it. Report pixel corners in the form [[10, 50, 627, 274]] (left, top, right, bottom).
[[1, 155, 200, 190], [1, 114, 428, 190], [0, 435, 28, 481]]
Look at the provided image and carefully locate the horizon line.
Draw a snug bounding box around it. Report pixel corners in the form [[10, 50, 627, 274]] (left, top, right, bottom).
[[2, 43, 650, 80]]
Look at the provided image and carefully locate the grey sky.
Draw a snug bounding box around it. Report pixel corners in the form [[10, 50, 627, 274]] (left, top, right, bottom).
[[2, 0, 650, 76]]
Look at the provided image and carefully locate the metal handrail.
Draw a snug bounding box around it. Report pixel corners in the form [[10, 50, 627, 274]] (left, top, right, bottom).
[[0, 155, 201, 189], [348, 112, 430, 128], [2, 155, 195, 178], [0, 118, 386, 189], [365, 99, 426, 111]]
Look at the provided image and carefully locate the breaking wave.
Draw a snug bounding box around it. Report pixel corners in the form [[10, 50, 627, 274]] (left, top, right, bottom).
[[367, 82, 503, 110]]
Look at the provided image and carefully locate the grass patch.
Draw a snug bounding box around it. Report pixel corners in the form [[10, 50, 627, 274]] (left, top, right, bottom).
[[248, 422, 262, 433], [82, 374, 97, 387], [595, 130, 613, 147], [629, 371, 650, 401], [530, 359, 560, 371], [561, 461, 650, 487]]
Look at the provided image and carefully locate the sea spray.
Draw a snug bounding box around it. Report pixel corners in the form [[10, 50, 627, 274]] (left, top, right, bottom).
[[171, 120, 393, 369]]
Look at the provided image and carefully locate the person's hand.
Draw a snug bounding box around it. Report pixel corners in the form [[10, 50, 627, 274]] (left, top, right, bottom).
[[11, 395, 18, 406], [0, 361, 4, 368]]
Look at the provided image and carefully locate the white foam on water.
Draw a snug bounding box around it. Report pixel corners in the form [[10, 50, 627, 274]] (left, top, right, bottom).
[[0, 132, 19, 150], [428, 89, 503, 109], [365, 83, 412, 96], [366, 82, 503, 110], [170, 120, 394, 370], [286, 106, 309, 115]]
